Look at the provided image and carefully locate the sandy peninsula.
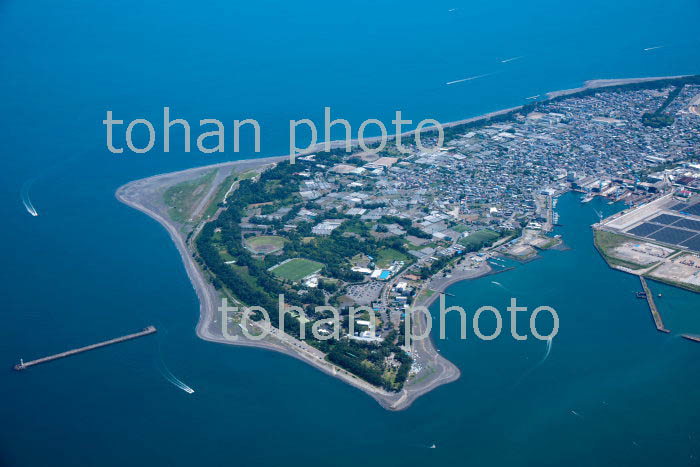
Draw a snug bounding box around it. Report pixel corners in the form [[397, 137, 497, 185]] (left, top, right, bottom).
[[116, 75, 691, 410]]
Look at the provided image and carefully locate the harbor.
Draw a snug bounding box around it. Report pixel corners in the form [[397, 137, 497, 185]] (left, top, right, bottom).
[[14, 326, 157, 371]]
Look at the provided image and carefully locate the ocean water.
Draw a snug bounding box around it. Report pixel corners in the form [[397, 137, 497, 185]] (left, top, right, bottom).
[[1, 0, 699, 465]]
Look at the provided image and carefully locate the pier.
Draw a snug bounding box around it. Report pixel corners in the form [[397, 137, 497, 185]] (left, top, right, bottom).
[[639, 277, 670, 333], [681, 334, 700, 343], [14, 326, 157, 371]]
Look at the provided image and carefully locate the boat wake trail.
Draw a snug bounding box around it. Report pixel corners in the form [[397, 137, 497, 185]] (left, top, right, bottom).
[[21, 178, 39, 216], [491, 280, 513, 293], [511, 337, 553, 389], [156, 336, 194, 394], [446, 72, 496, 85], [501, 56, 524, 63], [19, 150, 88, 217], [157, 357, 195, 394], [541, 336, 552, 364], [643, 46, 663, 52]]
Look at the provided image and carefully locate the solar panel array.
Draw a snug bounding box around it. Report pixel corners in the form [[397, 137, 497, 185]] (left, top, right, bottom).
[[649, 214, 683, 225], [673, 218, 700, 231], [681, 236, 700, 251], [671, 203, 688, 212], [670, 201, 700, 216], [628, 223, 663, 236], [685, 204, 700, 216], [624, 204, 700, 252], [647, 227, 697, 244]]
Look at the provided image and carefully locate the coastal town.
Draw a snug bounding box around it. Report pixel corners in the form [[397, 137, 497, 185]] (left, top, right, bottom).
[[118, 76, 700, 408]]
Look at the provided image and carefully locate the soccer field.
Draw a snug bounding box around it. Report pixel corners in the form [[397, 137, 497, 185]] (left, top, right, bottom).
[[270, 258, 323, 281]]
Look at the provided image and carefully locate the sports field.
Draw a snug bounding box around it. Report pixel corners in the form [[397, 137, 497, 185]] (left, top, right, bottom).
[[246, 235, 286, 253], [458, 229, 500, 250], [270, 258, 323, 281]]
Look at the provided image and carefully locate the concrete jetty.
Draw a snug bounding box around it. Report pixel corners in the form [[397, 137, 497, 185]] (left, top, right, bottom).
[[639, 277, 670, 333], [14, 326, 157, 371]]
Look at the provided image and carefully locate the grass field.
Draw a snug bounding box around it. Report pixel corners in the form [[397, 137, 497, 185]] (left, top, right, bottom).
[[270, 258, 323, 281], [246, 235, 286, 253], [375, 248, 411, 268], [405, 240, 436, 251], [239, 170, 258, 181], [163, 170, 217, 223], [458, 229, 500, 250], [230, 264, 265, 293], [218, 249, 235, 262]]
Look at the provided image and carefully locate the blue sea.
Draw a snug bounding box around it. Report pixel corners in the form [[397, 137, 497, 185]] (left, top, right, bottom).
[[1, 1, 699, 465]]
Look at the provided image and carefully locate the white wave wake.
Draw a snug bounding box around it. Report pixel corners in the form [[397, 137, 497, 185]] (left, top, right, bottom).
[[446, 72, 495, 85], [501, 56, 524, 63], [19, 149, 91, 218], [541, 336, 552, 364], [157, 358, 195, 394], [511, 336, 553, 389], [21, 179, 38, 216], [491, 280, 511, 293]]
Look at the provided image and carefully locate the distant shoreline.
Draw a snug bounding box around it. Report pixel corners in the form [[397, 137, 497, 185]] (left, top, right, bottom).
[[316, 74, 695, 150], [115, 74, 694, 410]]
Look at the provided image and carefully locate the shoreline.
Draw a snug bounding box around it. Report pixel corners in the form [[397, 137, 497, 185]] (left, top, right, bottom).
[[116, 158, 412, 410], [115, 74, 691, 410], [115, 156, 496, 410], [314, 74, 694, 149]]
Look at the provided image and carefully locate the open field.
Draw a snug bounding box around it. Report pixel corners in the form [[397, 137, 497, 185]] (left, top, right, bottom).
[[458, 229, 500, 250], [270, 258, 323, 281], [375, 248, 411, 268], [613, 240, 673, 266], [506, 244, 537, 259], [594, 230, 652, 270], [531, 235, 560, 249], [163, 169, 217, 223], [239, 170, 258, 181], [245, 235, 286, 254], [648, 253, 700, 292]]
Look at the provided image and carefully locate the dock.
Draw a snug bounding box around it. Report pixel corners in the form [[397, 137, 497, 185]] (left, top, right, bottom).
[[14, 326, 157, 371], [639, 277, 670, 333], [681, 334, 700, 343]]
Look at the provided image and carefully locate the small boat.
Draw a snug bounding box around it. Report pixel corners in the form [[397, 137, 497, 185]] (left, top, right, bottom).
[[635, 291, 647, 299]]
